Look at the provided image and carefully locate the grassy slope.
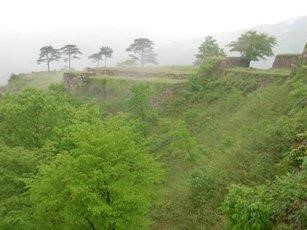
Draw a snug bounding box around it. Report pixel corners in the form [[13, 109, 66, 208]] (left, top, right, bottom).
[[3, 66, 304, 229], [227, 67, 291, 77], [3, 66, 192, 93], [150, 69, 302, 229], [3, 71, 64, 92], [93, 75, 187, 84]]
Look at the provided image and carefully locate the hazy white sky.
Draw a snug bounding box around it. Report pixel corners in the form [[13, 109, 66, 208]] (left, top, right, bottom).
[[1, 0, 306, 39]]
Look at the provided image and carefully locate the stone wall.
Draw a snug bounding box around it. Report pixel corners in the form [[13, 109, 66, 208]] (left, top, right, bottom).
[[217, 57, 250, 68], [272, 54, 302, 69], [86, 68, 190, 79], [272, 43, 307, 69], [63, 72, 93, 92]]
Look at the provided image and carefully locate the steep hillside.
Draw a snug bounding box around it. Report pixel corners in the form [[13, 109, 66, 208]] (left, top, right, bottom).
[[0, 63, 306, 229]]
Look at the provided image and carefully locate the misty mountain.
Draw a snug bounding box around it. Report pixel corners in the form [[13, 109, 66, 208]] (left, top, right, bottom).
[[1, 16, 306, 84]]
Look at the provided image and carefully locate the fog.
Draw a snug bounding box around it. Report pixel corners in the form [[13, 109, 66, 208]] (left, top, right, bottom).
[[1, 0, 307, 84]]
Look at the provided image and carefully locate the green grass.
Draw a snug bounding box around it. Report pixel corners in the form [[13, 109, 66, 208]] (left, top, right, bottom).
[[1, 64, 306, 229], [3, 71, 63, 92], [227, 67, 291, 77], [92, 75, 187, 84], [148, 67, 307, 229], [94, 65, 197, 74]]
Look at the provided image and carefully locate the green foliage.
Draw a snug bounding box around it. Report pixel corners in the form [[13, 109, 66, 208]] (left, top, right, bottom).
[[128, 84, 158, 135], [0, 142, 39, 229], [0, 64, 306, 230], [197, 57, 221, 77], [0, 88, 74, 149], [222, 184, 272, 230], [60, 44, 82, 70], [222, 157, 307, 230], [29, 116, 163, 229], [194, 36, 225, 65], [100, 46, 113, 67], [159, 119, 201, 161], [228, 31, 277, 66], [126, 38, 158, 67], [37, 46, 61, 71]]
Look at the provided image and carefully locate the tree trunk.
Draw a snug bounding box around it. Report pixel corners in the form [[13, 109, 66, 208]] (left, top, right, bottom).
[[68, 54, 71, 70], [104, 57, 107, 74], [141, 49, 144, 68], [47, 61, 50, 72], [240, 58, 251, 67]]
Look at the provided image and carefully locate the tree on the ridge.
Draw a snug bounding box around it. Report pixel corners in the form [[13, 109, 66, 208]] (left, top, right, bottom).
[[88, 52, 103, 67], [60, 44, 82, 70], [194, 36, 225, 65], [37, 46, 60, 71], [126, 38, 158, 67], [228, 31, 277, 67], [100, 46, 113, 68]]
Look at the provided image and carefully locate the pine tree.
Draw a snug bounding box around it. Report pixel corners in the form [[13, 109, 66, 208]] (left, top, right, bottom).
[[60, 44, 82, 70], [37, 46, 60, 71], [126, 38, 158, 67], [99, 46, 113, 68]]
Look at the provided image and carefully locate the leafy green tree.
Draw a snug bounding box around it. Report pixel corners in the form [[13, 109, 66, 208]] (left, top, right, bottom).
[[128, 84, 157, 136], [194, 36, 225, 65], [126, 38, 158, 67], [88, 52, 103, 67], [228, 31, 277, 67], [100, 46, 113, 68], [29, 116, 162, 229], [60, 44, 82, 70], [37, 46, 60, 71], [163, 120, 200, 160], [0, 88, 74, 149], [0, 142, 39, 229]]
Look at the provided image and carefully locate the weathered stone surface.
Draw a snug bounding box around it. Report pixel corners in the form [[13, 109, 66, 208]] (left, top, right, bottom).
[[86, 67, 190, 79], [272, 54, 302, 69], [219, 57, 250, 68], [272, 44, 307, 69]]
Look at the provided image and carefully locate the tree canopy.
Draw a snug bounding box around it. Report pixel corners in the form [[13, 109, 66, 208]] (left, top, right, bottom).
[[37, 46, 60, 71], [100, 46, 113, 68], [126, 38, 158, 67], [88, 52, 103, 67], [60, 44, 82, 70], [29, 117, 162, 229], [228, 31, 277, 66], [194, 36, 225, 65]]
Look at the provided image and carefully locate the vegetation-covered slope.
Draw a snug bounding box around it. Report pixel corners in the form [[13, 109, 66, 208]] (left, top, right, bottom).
[[0, 64, 306, 229]]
